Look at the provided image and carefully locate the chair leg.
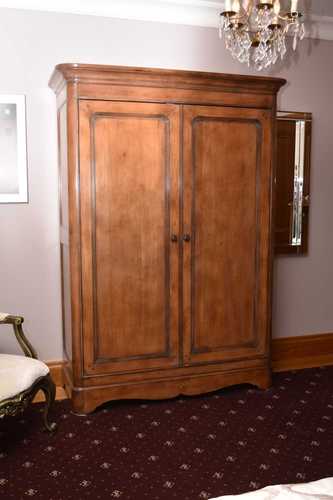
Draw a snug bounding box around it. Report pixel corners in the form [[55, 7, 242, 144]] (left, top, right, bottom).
[[39, 374, 57, 432]]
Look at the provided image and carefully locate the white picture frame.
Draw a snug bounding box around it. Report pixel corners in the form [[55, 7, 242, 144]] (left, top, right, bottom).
[[0, 95, 28, 203]]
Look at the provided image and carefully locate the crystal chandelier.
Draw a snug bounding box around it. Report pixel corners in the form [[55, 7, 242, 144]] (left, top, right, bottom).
[[219, 0, 305, 71]]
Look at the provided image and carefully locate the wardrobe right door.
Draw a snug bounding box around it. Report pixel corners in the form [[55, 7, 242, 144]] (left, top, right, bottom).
[[182, 105, 273, 367]]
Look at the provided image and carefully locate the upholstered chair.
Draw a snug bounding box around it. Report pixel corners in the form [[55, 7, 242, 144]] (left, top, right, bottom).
[[0, 313, 56, 432]]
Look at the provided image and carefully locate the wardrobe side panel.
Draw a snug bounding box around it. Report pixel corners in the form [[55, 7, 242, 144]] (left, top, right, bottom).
[[57, 89, 72, 363]]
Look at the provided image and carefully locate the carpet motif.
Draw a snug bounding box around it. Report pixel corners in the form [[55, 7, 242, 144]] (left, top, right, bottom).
[[0, 367, 333, 499]]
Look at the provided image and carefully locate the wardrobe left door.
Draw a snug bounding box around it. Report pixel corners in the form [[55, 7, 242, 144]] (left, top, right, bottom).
[[79, 100, 181, 376]]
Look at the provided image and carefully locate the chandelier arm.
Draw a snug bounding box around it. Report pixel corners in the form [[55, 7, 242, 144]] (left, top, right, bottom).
[[278, 13, 302, 22], [220, 12, 247, 23]]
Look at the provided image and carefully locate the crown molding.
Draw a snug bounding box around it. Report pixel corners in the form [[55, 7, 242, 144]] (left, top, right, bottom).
[[0, 0, 332, 41]]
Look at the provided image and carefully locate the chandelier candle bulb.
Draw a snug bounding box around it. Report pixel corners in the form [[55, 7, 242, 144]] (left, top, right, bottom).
[[291, 0, 298, 13], [243, 0, 251, 10], [224, 0, 233, 11], [273, 0, 280, 15], [232, 0, 241, 12]]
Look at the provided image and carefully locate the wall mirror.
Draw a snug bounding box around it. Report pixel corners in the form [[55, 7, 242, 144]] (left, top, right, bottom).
[[275, 111, 312, 255], [0, 95, 28, 203]]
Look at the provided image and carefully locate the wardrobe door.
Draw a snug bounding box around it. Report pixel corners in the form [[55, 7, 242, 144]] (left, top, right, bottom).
[[182, 105, 273, 366], [79, 100, 180, 375]]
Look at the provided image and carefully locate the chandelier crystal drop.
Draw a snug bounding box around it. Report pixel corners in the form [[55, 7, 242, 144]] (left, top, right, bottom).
[[219, 0, 305, 71]]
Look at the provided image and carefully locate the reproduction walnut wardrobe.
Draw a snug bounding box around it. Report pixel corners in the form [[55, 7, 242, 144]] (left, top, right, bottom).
[[49, 64, 285, 414]]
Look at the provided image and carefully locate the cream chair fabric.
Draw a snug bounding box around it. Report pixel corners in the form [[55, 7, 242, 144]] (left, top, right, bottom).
[[0, 354, 49, 401]]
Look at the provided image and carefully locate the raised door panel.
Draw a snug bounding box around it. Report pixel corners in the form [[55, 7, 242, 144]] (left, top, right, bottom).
[[79, 100, 180, 375], [182, 105, 273, 366]]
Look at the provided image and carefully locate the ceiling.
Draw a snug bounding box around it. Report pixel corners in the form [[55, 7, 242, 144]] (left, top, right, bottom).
[[0, 0, 332, 39]]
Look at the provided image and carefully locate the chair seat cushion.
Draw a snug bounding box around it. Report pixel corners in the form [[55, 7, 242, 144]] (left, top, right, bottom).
[[0, 354, 49, 401]]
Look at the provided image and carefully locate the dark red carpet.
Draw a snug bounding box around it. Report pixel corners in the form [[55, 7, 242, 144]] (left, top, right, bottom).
[[1, 366, 333, 499]]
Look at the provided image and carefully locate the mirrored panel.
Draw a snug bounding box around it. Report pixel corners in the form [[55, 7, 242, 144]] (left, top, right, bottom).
[[275, 111, 312, 255]]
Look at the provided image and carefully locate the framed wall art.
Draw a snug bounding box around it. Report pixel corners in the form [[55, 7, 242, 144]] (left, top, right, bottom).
[[0, 95, 28, 203]]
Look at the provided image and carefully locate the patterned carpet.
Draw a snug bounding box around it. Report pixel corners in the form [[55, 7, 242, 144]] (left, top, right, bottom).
[[1, 366, 333, 499]]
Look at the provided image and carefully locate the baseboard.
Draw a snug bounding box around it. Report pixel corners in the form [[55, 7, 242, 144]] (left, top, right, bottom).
[[272, 333, 333, 372], [36, 333, 333, 402], [33, 361, 68, 403]]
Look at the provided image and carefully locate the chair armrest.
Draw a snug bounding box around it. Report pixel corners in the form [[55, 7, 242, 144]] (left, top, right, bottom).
[[0, 314, 37, 359], [0, 313, 24, 325]]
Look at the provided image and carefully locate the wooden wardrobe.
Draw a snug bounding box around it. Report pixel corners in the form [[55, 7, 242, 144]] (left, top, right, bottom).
[[49, 64, 285, 414]]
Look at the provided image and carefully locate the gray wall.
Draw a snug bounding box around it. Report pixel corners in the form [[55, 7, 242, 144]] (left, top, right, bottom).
[[0, 8, 332, 361]]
